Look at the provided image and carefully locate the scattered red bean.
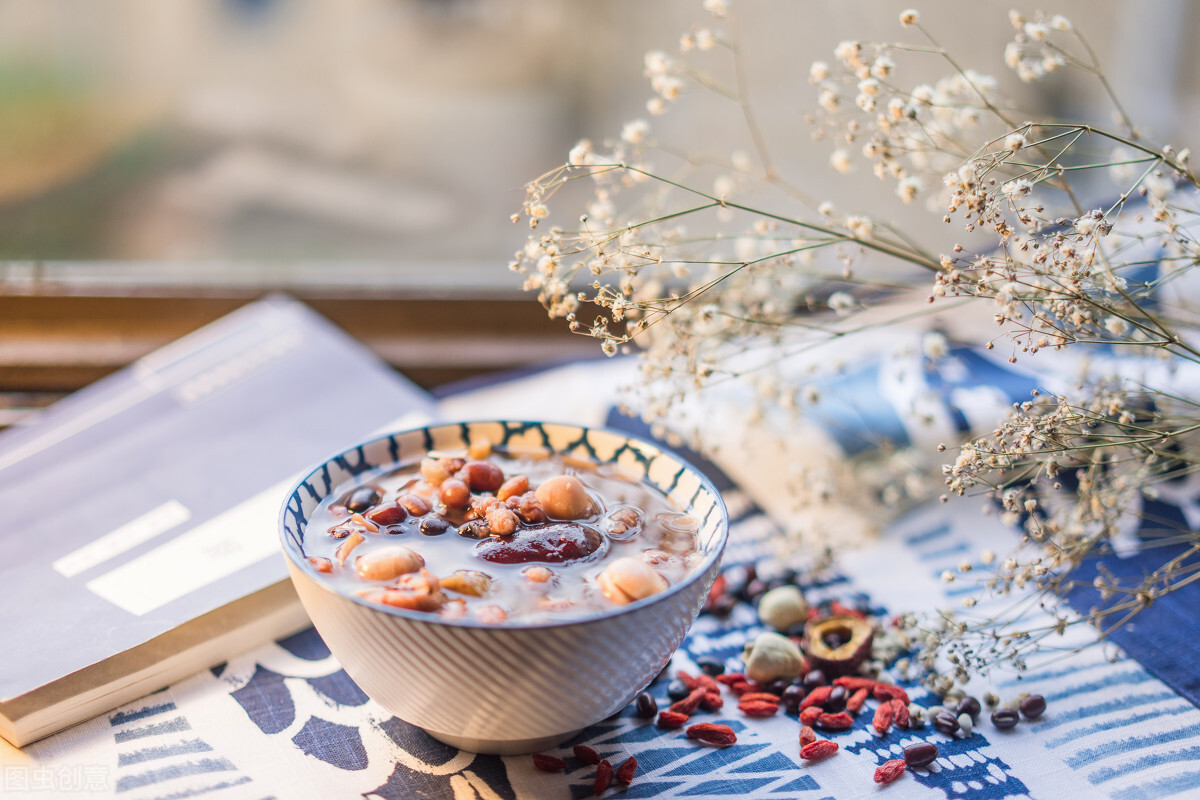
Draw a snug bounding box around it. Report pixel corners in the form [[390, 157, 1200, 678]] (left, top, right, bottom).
[[531, 753, 566, 772], [957, 696, 982, 721], [686, 723, 737, 747], [991, 709, 1020, 730], [1020, 694, 1047, 719], [574, 745, 601, 765], [800, 739, 838, 760], [781, 684, 806, 713], [903, 741, 939, 768], [874, 759, 907, 784], [634, 692, 657, 719], [932, 710, 960, 735]]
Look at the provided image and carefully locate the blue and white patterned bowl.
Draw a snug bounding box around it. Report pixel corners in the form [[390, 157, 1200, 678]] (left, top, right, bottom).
[[279, 420, 729, 755]]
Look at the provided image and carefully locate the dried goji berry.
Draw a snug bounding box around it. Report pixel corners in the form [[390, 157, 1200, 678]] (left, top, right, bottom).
[[873, 683, 910, 705], [676, 670, 700, 690], [716, 672, 746, 686], [670, 687, 708, 716], [799, 686, 832, 710], [799, 706, 822, 726], [874, 759, 907, 784], [846, 687, 869, 714], [833, 676, 877, 691], [873, 702, 896, 735], [729, 680, 757, 696], [800, 739, 839, 760], [531, 753, 566, 772], [739, 692, 782, 703], [594, 760, 613, 796], [686, 722, 737, 746], [739, 700, 780, 717], [799, 725, 818, 746], [700, 691, 724, 712], [703, 575, 727, 608], [657, 711, 689, 729], [889, 698, 910, 728], [816, 712, 853, 731], [573, 744, 601, 765], [616, 756, 637, 786]]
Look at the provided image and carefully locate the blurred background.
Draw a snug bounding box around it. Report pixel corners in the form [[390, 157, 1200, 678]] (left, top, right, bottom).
[[0, 0, 1194, 410]]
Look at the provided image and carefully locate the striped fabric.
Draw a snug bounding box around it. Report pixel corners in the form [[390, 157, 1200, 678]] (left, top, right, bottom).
[[3, 355, 1199, 799]]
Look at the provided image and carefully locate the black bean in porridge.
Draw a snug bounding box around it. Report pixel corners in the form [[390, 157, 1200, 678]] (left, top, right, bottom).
[[304, 444, 704, 623]]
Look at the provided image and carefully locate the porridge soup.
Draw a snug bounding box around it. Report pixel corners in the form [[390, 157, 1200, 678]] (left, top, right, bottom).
[[303, 442, 704, 624]]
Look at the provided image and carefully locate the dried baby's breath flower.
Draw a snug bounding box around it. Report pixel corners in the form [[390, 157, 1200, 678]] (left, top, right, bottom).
[[513, 2, 1200, 686]]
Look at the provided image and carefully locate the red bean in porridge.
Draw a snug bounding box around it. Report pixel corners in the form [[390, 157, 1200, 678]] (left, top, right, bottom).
[[304, 443, 704, 623]]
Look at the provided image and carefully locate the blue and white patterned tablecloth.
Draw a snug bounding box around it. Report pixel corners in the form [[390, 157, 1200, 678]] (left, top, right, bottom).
[[5, 355, 1200, 800]]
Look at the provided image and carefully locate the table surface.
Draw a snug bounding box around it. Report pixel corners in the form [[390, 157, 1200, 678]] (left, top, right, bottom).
[[5, 357, 1200, 800]]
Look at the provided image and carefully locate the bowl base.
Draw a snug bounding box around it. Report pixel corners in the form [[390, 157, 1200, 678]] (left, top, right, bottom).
[[423, 727, 584, 756]]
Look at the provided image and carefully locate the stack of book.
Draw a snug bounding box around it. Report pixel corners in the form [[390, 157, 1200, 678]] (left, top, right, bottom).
[[0, 296, 434, 747]]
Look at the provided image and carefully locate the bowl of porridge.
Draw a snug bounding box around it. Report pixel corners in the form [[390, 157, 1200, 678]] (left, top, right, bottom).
[[279, 420, 728, 754]]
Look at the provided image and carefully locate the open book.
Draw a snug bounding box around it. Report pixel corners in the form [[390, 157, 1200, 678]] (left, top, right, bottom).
[[0, 295, 434, 747]]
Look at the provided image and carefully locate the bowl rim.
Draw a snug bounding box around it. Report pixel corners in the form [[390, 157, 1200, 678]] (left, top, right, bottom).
[[278, 419, 729, 631]]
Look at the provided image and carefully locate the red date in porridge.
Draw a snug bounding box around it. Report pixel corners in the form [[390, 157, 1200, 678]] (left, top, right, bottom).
[[304, 443, 703, 623]]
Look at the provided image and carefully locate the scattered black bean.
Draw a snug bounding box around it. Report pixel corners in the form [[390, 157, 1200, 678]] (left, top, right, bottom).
[[803, 669, 827, 691], [932, 710, 960, 735], [780, 684, 805, 713], [763, 679, 790, 696], [1019, 694, 1046, 719], [418, 517, 449, 536], [957, 696, 982, 721], [826, 685, 847, 712], [635, 692, 658, 719], [696, 657, 725, 676], [744, 579, 769, 604], [666, 679, 690, 701], [707, 595, 737, 617], [991, 709, 1020, 730], [903, 742, 939, 768], [345, 486, 381, 513]]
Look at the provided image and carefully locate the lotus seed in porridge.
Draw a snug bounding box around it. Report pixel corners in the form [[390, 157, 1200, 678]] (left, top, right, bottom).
[[304, 442, 704, 624]]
